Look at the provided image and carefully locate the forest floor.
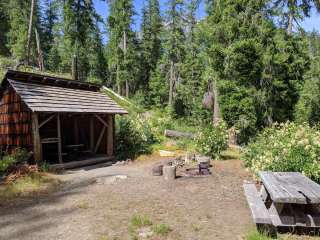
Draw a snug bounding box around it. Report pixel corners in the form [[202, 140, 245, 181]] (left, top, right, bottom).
[[0, 156, 319, 240]]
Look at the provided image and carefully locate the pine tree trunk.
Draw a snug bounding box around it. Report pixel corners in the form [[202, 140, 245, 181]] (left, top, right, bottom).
[[123, 30, 129, 98], [169, 61, 174, 106], [287, 11, 294, 35], [72, 55, 78, 80], [212, 79, 220, 125], [117, 64, 121, 94], [35, 28, 44, 71], [26, 0, 35, 65]]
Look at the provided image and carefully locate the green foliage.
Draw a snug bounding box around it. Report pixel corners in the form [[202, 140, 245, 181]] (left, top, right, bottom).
[[115, 115, 156, 160], [245, 230, 274, 240], [140, 0, 162, 95], [152, 223, 171, 235], [106, 0, 140, 95], [0, 148, 29, 174], [200, 0, 310, 143], [130, 215, 153, 228], [295, 32, 320, 125], [195, 122, 228, 159], [242, 122, 320, 182], [0, 0, 10, 56], [6, 0, 39, 61]]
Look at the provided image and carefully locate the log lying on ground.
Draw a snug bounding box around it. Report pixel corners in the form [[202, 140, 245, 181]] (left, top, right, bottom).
[[164, 129, 194, 139]]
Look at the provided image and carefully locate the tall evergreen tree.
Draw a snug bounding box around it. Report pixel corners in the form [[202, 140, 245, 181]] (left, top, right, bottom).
[[7, 0, 40, 62], [106, 0, 138, 97], [42, 0, 59, 59], [177, 0, 203, 117], [149, 0, 186, 107], [141, 0, 162, 93], [0, 0, 10, 56], [271, 0, 320, 35], [295, 31, 320, 124], [62, 0, 103, 81], [201, 0, 309, 142]]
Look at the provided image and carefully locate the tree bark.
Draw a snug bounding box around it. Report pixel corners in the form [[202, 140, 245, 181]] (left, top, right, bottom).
[[287, 11, 294, 35], [26, 0, 35, 65], [212, 79, 221, 125], [35, 28, 44, 71], [169, 61, 174, 106], [123, 30, 129, 98], [164, 129, 194, 139], [72, 55, 78, 80]]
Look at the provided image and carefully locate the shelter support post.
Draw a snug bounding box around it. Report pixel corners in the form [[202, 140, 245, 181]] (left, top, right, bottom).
[[57, 113, 63, 164], [74, 117, 79, 144], [90, 116, 94, 152], [107, 115, 114, 156], [31, 113, 42, 162]]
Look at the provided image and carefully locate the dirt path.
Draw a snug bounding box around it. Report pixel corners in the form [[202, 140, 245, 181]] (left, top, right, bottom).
[[0, 159, 253, 240]]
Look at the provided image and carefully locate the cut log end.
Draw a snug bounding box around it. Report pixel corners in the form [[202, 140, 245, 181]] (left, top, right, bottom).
[[163, 165, 176, 181]]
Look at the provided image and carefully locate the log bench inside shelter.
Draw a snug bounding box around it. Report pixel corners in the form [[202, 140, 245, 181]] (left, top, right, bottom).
[[244, 171, 320, 233]]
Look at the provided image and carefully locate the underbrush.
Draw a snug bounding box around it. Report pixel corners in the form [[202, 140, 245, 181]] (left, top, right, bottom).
[[242, 122, 320, 182], [0, 172, 60, 201], [0, 148, 30, 175], [245, 230, 320, 240], [195, 121, 228, 159]]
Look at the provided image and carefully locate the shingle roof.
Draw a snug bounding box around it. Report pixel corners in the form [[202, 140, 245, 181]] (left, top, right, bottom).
[[8, 79, 128, 114]]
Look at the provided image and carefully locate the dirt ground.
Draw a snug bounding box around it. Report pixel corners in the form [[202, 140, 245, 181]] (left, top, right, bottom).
[[0, 158, 256, 240]]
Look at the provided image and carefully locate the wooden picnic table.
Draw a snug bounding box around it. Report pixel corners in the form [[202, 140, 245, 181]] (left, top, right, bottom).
[[243, 171, 320, 233], [259, 171, 320, 204]]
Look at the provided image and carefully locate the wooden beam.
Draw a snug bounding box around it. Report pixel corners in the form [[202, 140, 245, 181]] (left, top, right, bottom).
[[107, 115, 114, 156], [94, 125, 106, 153], [39, 114, 56, 128], [95, 114, 108, 127], [57, 113, 63, 164], [50, 156, 114, 170], [31, 113, 42, 162], [90, 116, 94, 152]]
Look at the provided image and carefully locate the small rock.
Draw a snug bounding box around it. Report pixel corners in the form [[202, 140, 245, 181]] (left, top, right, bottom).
[[138, 227, 153, 238], [96, 175, 128, 184]]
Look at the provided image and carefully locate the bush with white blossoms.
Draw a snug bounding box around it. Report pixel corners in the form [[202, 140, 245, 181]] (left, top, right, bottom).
[[241, 122, 320, 182], [195, 121, 228, 159]]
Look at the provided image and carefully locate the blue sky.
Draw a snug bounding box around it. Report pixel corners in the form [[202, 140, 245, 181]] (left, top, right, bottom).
[[93, 0, 319, 35]]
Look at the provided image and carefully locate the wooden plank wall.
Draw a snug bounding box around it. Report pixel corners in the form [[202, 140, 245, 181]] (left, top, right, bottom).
[[0, 88, 32, 152]]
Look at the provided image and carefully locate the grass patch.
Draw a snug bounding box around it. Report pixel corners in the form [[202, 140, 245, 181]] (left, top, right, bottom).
[[245, 230, 275, 240], [77, 201, 90, 209], [130, 214, 153, 228], [0, 172, 60, 201], [220, 147, 241, 160], [152, 223, 171, 236]]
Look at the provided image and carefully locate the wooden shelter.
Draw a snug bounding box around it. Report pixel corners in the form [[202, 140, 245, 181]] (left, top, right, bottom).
[[0, 70, 127, 169]]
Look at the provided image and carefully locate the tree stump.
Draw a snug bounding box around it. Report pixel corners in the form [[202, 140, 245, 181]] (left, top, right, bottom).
[[163, 165, 176, 180], [152, 164, 163, 176]]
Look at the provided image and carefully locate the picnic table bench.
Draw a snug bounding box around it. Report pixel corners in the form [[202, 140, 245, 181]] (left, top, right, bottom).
[[244, 171, 320, 233]]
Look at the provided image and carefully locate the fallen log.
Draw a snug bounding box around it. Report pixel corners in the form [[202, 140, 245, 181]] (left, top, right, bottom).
[[164, 129, 194, 139]]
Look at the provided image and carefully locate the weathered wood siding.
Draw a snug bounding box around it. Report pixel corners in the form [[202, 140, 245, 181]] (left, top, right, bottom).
[[0, 88, 32, 152]]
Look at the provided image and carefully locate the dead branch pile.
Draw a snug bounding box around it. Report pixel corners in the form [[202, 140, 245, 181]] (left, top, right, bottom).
[[4, 164, 39, 184]]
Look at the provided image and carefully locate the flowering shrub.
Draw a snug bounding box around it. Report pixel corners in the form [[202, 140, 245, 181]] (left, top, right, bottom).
[[115, 115, 156, 160], [195, 122, 228, 159], [241, 122, 320, 182]]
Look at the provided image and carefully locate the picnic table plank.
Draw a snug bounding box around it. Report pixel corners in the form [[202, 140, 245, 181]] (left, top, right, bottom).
[[259, 171, 320, 204], [243, 183, 273, 225]]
